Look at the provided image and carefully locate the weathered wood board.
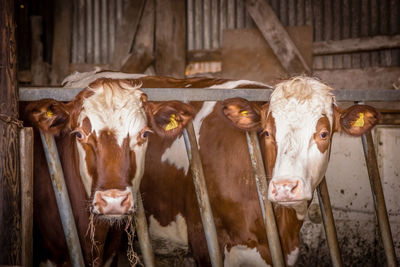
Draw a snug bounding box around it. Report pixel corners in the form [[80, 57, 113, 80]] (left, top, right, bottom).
[[221, 26, 312, 85]]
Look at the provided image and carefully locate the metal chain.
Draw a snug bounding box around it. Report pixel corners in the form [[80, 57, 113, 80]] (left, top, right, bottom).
[[0, 113, 24, 128]]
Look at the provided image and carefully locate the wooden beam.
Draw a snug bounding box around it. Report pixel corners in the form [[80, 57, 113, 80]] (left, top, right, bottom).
[[155, 0, 186, 78], [313, 35, 400, 55], [0, 0, 22, 264], [20, 128, 34, 267], [111, 0, 146, 69], [314, 67, 400, 90], [50, 0, 72, 85], [245, 0, 311, 75], [121, 0, 155, 73]]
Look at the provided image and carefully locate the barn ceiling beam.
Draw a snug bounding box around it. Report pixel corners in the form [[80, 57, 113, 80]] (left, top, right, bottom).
[[244, 0, 311, 75], [313, 35, 400, 55]]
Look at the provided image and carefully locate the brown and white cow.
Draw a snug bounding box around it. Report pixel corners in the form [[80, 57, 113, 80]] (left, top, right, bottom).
[[24, 75, 194, 266], [137, 76, 379, 266]]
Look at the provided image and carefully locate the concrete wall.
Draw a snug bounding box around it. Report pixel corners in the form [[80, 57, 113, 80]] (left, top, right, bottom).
[[297, 127, 400, 266]]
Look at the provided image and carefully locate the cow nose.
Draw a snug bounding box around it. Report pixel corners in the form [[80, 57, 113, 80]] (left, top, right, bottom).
[[92, 189, 134, 215], [269, 179, 303, 202]]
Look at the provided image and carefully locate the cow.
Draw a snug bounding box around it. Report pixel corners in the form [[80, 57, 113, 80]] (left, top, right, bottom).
[[137, 75, 380, 266], [58, 70, 380, 266], [24, 74, 195, 266]]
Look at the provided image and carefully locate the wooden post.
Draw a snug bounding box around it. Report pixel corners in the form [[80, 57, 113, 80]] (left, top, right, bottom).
[[121, 0, 155, 73], [20, 128, 34, 267], [50, 0, 72, 85], [111, 0, 146, 69], [155, 0, 186, 78], [0, 0, 22, 265]]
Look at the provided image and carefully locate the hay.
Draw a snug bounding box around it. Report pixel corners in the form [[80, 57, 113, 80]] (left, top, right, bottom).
[[125, 215, 141, 266]]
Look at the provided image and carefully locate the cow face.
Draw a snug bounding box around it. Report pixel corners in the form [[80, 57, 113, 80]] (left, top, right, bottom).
[[222, 77, 380, 219], [26, 78, 194, 218]]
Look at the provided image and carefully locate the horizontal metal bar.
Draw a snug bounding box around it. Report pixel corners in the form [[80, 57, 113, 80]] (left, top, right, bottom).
[[19, 87, 400, 102]]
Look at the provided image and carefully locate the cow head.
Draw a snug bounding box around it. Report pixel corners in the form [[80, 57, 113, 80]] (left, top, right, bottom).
[[26, 78, 194, 218], [222, 77, 380, 219]]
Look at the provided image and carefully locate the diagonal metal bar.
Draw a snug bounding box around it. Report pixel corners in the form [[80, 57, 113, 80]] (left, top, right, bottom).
[[246, 131, 285, 267], [134, 193, 155, 267], [317, 177, 343, 267], [361, 132, 397, 267], [183, 121, 223, 267], [39, 131, 85, 267]]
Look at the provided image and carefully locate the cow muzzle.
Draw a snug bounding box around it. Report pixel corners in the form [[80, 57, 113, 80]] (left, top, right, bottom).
[[268, 178, 311, 203], [91, 189, 135, 216]]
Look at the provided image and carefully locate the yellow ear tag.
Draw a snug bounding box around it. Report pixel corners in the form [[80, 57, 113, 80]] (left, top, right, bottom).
[[165, 114, 179, 131], [353, 112, 365, 127], [46, 111, 54, 117], [240, 110, 248, 116]]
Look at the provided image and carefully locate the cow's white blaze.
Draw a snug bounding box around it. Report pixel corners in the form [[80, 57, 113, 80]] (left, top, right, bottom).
[[76, 82, 148, 197], [286, 247, 299, 266], [268, 77, 335, 219], [224, 245, 270, 267]]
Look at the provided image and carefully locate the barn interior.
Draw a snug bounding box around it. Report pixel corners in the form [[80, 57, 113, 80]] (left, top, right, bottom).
[[1, 0, 400, 266]]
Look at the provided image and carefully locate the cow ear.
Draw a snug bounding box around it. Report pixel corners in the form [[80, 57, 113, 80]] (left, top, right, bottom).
[[25, 99, 71, 135], [143, 100, 195, 138], [221, 98, 262, 131], [336, 104, 380, 136]]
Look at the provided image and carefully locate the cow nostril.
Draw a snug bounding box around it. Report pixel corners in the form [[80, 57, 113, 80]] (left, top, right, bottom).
[[121, 194, 131, 208], [290, 181, 299, 193]]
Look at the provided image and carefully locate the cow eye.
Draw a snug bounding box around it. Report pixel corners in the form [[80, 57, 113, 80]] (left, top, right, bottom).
[[140, 127, 153, 140], [261, 130, 270, 137], [320, 131, 329, 139], [72, 130, 85, 140]]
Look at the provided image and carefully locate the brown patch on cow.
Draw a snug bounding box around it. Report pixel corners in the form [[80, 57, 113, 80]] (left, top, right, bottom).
[[260, 106, 277, 180], [313, 116, 331, 153], [83, 131, 135, 192]]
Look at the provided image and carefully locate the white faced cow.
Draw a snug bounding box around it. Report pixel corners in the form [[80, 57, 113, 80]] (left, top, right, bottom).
[[25, 77, 194, 266], [138, 75, 379, 266]]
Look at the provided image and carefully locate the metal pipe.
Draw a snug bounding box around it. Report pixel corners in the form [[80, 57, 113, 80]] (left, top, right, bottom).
[[245, 131, 285, 267], [361, 132, 397, 266], [134, 193, 155, 267], [39, 131, 85, 267], [19, 87, 400, 102], [317, 177, 343, 267], [183, 121, 223, 267]]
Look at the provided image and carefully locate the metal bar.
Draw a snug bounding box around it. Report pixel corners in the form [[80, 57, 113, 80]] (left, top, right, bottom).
[[20, 128, 34, 267], [19, 87, 400, 102], [361, 132, 397, 267], [317, 177, 343, 267], [183, 122, 223, 267], [245, 131, 285, 267], [134, 193, 155, 267], [39, 131, 85, 267]]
